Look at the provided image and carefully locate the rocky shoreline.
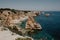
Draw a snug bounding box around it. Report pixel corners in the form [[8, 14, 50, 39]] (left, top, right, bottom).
[[0, 8, 42, 40]]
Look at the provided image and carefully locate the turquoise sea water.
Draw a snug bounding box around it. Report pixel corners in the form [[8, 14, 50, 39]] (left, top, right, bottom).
[[20, 11, 60, 40]]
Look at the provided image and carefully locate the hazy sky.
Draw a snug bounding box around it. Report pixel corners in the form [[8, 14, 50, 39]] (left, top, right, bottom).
[[0, 0, 60, 11]]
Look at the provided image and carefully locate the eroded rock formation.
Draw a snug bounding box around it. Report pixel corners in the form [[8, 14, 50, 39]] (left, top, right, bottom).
[[0, 8, 42, 36]]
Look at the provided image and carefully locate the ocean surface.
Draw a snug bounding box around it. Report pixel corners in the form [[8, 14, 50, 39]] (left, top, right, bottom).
[[20, 11, 60, 40], [33, 11, 60, 40]]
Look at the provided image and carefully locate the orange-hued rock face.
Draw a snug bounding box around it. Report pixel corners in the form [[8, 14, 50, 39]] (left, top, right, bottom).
[[0, 9, 42, 31], [25, 16, 42, 30], [0, 9, 42, 40]]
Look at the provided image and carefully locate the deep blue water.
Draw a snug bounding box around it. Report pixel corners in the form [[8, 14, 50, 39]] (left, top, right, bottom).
[[33, 11, 60, 40], [20, 11, 60, 40]]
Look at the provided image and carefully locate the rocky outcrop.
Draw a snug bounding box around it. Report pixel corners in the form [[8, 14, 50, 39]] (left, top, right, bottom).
[[0, 8, 42, 37], [25, 16, 42, 31]]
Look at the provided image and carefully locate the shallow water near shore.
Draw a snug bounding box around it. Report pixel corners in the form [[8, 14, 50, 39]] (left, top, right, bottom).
[[19, 11, 60, 40]]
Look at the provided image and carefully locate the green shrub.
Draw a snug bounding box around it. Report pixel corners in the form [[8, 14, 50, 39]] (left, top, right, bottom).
[[15, 37, 32, 40]]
